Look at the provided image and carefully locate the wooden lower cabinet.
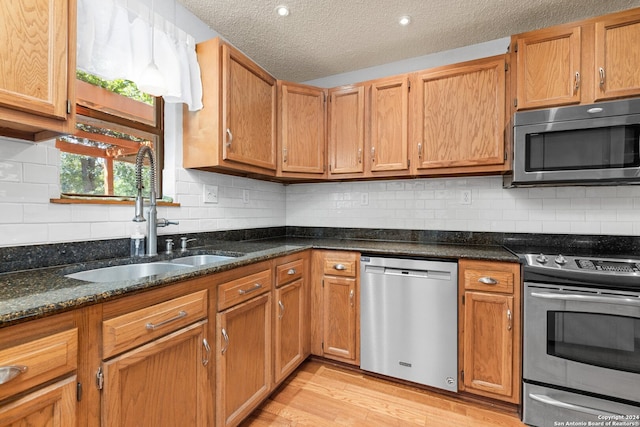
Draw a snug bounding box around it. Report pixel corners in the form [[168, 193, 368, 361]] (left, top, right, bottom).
[[217, 293, 272, 427], [101, 321, 209, 427], [0, 376, 77, 426], [458, 259, 521, 404], [274, 279, 305, 383], [311, 250, 360, 365]]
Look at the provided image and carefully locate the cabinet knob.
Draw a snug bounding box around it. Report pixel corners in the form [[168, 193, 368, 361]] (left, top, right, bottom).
[[287, 268, 296, 275], [334, 264, 346, 271]]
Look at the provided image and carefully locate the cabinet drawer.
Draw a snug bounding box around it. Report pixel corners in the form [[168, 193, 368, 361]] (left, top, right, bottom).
[[218, 269, 273, 311], [323, 254, 358, 277], [276, 259, 304, 287], [0, 328, 77, 401], [461, 260, 518, 293], [103, 290, 208, 359]]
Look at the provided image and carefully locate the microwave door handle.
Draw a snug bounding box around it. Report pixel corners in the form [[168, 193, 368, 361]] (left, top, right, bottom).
[[531, 291, 640, 307], [528, 393, 622, 418]]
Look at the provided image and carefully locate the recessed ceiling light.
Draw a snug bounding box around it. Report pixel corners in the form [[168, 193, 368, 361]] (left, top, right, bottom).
[[399, 15, 411, 26], [276, 5, 290, 17]]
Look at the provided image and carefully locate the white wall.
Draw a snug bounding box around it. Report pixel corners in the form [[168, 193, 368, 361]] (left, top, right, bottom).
[[285, 178, 640, 236]]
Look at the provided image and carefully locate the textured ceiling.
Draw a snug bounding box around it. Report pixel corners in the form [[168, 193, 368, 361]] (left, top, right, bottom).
[[178, 0, 640, 82]]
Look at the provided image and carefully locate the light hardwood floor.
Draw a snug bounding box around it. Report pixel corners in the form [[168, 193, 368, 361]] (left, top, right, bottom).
[[242, 360, 526, 426]]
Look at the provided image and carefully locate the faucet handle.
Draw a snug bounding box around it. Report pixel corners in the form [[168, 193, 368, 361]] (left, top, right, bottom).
[[180, 237, 196, 251], [157, 218, 179, 227], [165, 239, 174, 254]]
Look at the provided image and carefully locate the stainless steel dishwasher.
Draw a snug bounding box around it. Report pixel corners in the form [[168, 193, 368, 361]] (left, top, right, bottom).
[[360, 255, 458, 392]]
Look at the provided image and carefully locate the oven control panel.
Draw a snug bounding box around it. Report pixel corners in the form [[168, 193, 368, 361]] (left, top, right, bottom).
[[575, 259, 640, 273], [522, 253, 640, 276]]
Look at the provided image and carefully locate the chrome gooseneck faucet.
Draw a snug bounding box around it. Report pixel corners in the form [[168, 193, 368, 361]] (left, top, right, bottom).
[[133, 146, 178, 256]]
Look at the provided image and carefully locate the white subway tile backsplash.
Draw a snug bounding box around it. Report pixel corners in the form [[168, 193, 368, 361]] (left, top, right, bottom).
[[0, 204, 23, 223], [0, 224, 48, 245], [0, 161, 22, 182]]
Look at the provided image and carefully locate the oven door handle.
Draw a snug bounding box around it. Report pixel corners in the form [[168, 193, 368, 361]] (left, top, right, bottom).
[[528, 393, 623, 417], [530, 291, 640, 307]]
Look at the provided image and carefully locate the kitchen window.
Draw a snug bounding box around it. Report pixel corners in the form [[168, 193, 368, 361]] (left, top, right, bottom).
[[52, 72, 167, 204]]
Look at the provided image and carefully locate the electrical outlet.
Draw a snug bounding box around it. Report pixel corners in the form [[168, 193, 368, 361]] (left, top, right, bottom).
[[459, 190, 472, 205], [242, 189, 249, 204], [203, 185, 218, 204], [361, 192, 369, 206]]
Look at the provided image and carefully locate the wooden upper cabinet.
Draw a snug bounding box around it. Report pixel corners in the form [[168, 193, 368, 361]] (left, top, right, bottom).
[[0, 0, 76, 141], [514, 25, 582, 109], [411, 55, 507, 174], [328, 85, 366, 177], [513, 7, 640, 108], [366, 75, 409, 177], [277, 81, 326, 178], [595, 10, 640, 101], [183, 37, 277, 176]]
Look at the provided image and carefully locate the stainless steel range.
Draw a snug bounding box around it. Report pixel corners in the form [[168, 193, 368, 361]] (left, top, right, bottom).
[[521, 252, 640, 426]]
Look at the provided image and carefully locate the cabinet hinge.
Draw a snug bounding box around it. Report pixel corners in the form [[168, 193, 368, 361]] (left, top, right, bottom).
[[322, 279, 325, 288], [504, 151, 507, 161], [407, 159, 410, 167], [323, 92, 327, 103], [96, 367, 104, 390], [513, 42, 518, 53], [504, 62, 508, 72], [328, 164, 332, 172], [66, 100, 72, 115], [462, 295, 465, 305], [513, 99, 518, 108], [407, 80, 411, 91], [461, 370, 464, 381], [77, 382, 83, 401], [321, 342, 324, 350]]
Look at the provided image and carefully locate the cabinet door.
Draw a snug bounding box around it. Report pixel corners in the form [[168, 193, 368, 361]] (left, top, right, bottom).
[[217, 293, 271, 427], [278, 81, 326, 176], [274, 279, 304, 384], [463, 292, 514, 399], [328, 85, 365, 176], [323, 276, 357, 363], [368, 75, 409, 175], [102, 322, 209, 427], [412, 56, 506, 172], [595, 11, 640, 101], [222, 43, 277, 171], [515, 26, 582, 109], [0, 376, 76, 426], [0, 0, 69, 120]]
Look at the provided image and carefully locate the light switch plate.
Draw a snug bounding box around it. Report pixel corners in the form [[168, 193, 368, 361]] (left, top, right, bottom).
[[203, 184, 218, 204]]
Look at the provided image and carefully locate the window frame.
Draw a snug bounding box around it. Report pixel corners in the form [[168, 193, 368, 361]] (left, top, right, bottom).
[[52, 78, 169, 204]]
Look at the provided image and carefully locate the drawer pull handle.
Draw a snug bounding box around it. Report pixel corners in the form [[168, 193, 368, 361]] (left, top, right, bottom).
[[238, 283, 262, 295], [221, 328, 229, 355], [334, 264, 346, 271], [350, 289, 355, 307], [146, 310, 187, 331], [202, 338, 211, 366], [478, 276, 498, 285], [278, 300, 285, 319], [0, 365, 28, 384], [599, 67, 606, 88], [287, 268, 297, 275], [507, 309, 512, 331]]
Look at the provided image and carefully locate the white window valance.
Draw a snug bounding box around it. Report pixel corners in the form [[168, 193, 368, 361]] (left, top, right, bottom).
[[76, 0, 203, 111]]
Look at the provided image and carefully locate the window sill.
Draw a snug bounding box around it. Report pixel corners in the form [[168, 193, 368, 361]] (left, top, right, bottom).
[[50, 197, 180, 207]]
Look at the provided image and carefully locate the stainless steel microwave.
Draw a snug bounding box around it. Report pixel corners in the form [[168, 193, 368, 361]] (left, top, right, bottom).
[[505, 98, 640, 187]]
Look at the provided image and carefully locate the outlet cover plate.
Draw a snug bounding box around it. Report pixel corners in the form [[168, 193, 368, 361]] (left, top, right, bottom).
[[203, 185, 218, 204]]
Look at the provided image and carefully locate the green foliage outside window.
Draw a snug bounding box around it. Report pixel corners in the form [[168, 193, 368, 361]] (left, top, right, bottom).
[[76, 70, 154, 105]]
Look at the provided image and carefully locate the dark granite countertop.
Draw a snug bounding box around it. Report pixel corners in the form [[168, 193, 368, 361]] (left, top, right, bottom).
[[0, 236, 517, 328]]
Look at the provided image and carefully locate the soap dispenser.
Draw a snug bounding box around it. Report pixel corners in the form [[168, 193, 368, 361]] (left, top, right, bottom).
[[130, 227, 145, 257]]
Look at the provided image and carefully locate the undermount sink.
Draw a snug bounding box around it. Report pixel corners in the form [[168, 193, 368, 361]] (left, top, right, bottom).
[[65, 262, 194, 283], [169, 254, 236, 266]]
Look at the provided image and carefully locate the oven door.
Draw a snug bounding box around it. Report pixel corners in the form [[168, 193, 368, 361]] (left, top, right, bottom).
[[524, 283, 640, 404]]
